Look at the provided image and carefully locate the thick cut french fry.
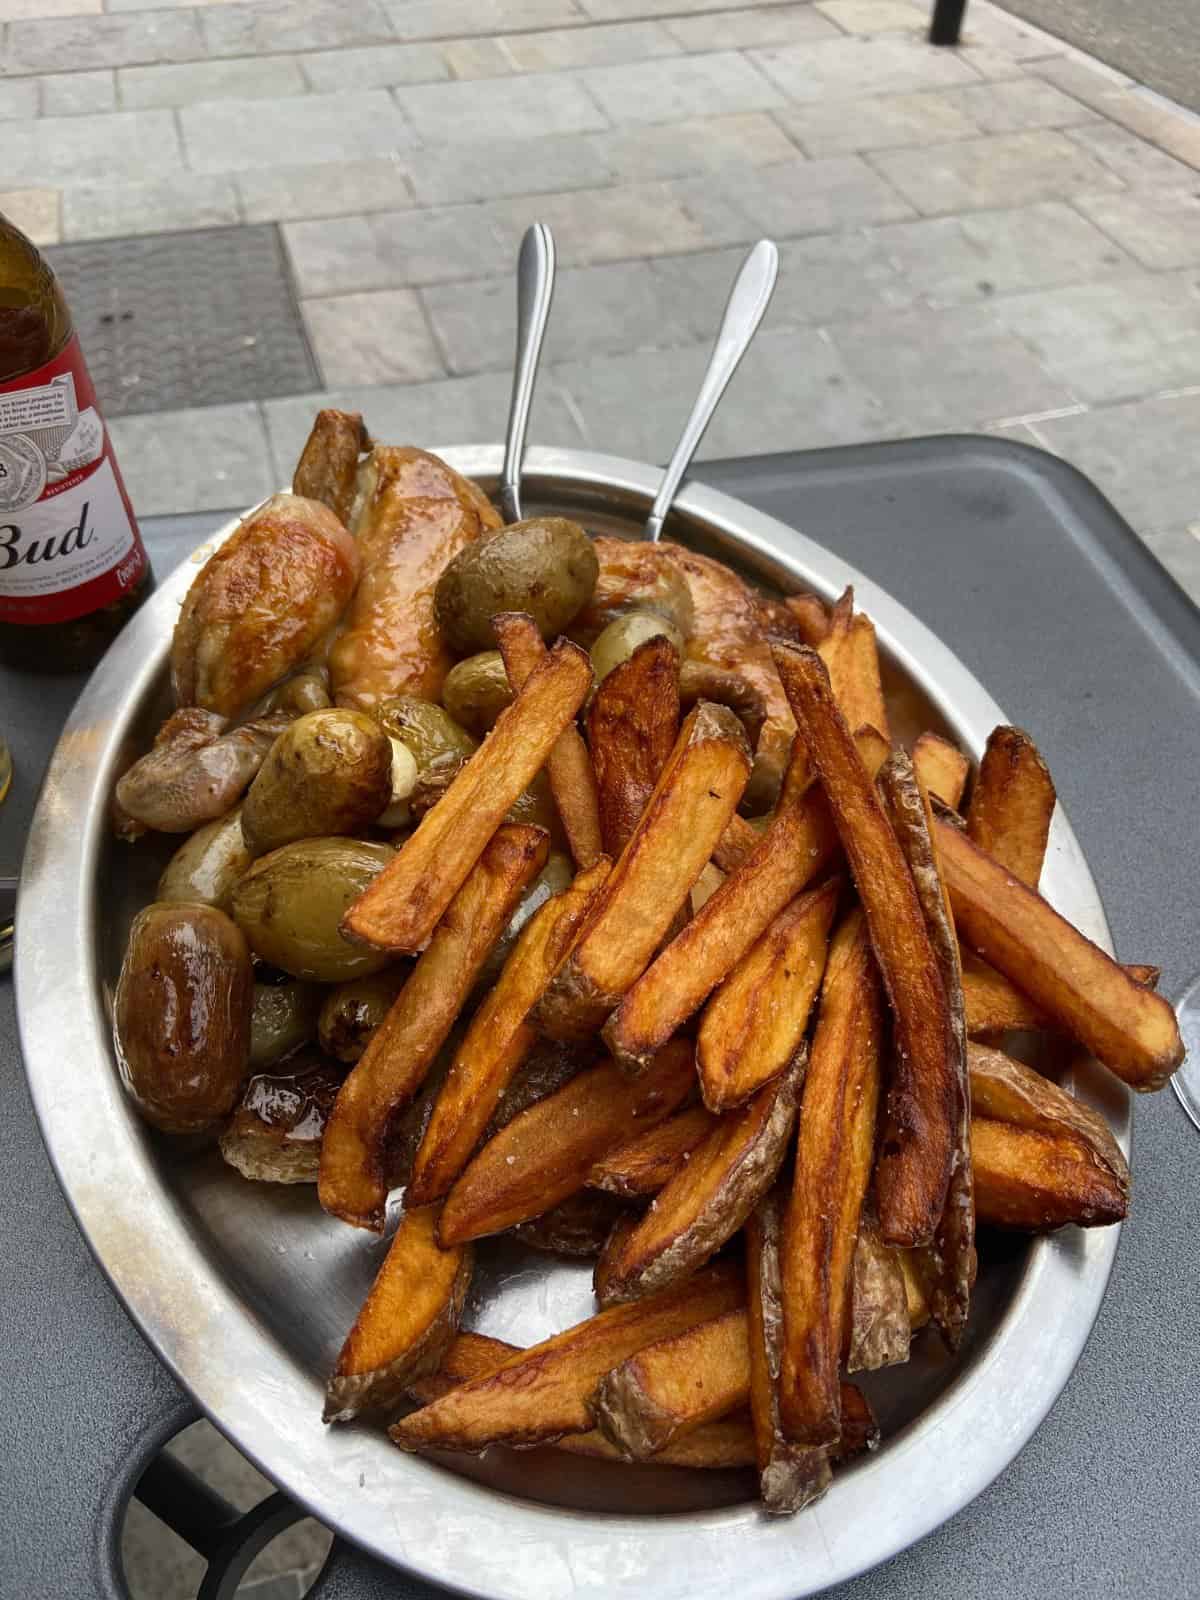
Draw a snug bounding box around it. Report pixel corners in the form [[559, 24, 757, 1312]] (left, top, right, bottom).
[[879, 750, 972, 1349], [408, 1331, 757, 1468], [406, 858, 610, 1207], [746, 1192, 833, 1514], [606, 728, 887, 1078], [712, 812, 762, 873], [847, 1206, 911, 1372], [595, 1056, 801, 1305], [966, 725, 1056, 886], [912, 732, 970, 811], [494, 611, 604, 869], [935, 818, 1184, 1090], [964, 951, 1160, 1037], [779, 911, 884, 1445], [536, 703, 751, 1042], [319, 825, 548, 1231], [587, 1104, 720, 1198], [972, 1119, 1127, 1230], [968, 1042, 1129, 1202], [342, 639, 591, 952], [817, 588, 890, 741], [389, 1260, 744, 1453], [438, 1038, 696, 1246], [784, 592, 832, 646], [591, 1308, 750, 1458], [586, 634, 681, 859], [774, 643, 958, 1246], [696, 881, 839, 1112], [324, 1205, 471, 1422]]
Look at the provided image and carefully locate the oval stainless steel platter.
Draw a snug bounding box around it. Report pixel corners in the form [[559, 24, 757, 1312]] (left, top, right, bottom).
[[15, 447, 1129, 1600]]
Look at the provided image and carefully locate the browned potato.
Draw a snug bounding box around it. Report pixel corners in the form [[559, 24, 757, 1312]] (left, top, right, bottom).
[[241, 708, 393, 856], [219, 1055, 344, 1183], [249, 978, 321, 1069], [317, 968, 408, 1064], [114, 902, 253, 1133], [157, 807, 253, 910], [435, 517, 598, 653]]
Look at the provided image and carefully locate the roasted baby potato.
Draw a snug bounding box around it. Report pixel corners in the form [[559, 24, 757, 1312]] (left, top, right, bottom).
[[371, 696, 478, 774], [157, 806, 253, 911], [435, 516, 599, 653], [241, 709, 393, 856], [249, 978, 322, 1069], [232, 838, 395, 982], [318, 968, 408, 1064], [219, 1054, 344, 1183], [589, 612, 686, 688], [115, 902, 253, 1133], [441, 651, 515, 736]]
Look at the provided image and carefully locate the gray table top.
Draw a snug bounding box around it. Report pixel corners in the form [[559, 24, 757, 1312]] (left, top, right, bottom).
[[2, 439, 1197, 1600]]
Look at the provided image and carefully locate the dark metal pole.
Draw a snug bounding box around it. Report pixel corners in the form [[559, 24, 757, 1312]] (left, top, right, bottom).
[[133, 1453, 242, 1561], [929, 0, 968, 45]]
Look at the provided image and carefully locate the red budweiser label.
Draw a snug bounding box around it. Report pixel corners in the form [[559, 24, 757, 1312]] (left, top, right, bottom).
[[0, 335, 148, 625]]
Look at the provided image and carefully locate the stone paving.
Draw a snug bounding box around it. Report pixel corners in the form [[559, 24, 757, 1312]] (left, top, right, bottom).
[[2, 0, 1198, 600]]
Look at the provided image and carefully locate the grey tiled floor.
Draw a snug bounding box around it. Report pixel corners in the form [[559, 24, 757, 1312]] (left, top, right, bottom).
[[5, 2, 1200, 1595]]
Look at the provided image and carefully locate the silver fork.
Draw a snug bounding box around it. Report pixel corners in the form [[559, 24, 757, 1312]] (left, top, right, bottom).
[[498, 222, 556, 526]]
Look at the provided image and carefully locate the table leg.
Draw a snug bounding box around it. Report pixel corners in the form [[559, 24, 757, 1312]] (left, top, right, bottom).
[[929, 0, 968, 45]]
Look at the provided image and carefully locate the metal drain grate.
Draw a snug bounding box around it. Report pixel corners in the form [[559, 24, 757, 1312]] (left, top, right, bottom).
[[46, 224, 319, 419]]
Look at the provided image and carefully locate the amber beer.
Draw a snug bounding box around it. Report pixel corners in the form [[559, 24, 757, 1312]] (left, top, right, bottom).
[[0, 212, 152, 670]]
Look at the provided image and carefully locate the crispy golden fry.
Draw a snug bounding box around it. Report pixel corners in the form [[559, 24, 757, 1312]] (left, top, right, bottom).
[[847, 1206, 911, 1372], [319, 825, 548, 1231], [389, 1260, 744, 1453], [779, 911, 884, 1445], [438, 1039, 696, 1246], [512, 1190, 632, 1259], [968, 1041, 1129, 1201], [784, 593, 832, 646], [966, 725, 1056, 886], [963, 951, 1160, 1037], [595, 1057, 800, 1305], [591, 1308, 750, 1458], [536, 704, 751, 1042], [343, 640, 591, 953], [586, 634, 681, 860], [972, 1119, 1128, 1230], [406, 858, 610, 1207], [587, 1104, 720, 1198], [879, 750, 972, 1348], [494, 611, 604, 869], [606, 727, 887, 1078], [817, 588, 890, 741], [696, 881, 839, 1112], [746, 1192, 832, 1513], [291, 407, 367, 526], [911, 732, 970, 811], [774, 644, 958, 1246], [408, 1331, 756, 1468], [935, 817, 1184, 1090], [324, 1205, 471, 1422]]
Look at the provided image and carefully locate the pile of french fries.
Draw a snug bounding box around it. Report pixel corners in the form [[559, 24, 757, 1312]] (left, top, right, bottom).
[[320, 586, 1183, 1515]]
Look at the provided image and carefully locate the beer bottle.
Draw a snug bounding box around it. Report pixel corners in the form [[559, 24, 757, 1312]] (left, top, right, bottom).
[[0, 211, 152, 671]]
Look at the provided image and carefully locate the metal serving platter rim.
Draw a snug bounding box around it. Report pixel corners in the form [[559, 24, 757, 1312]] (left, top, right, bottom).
[[15, 446, 1127, 1600]]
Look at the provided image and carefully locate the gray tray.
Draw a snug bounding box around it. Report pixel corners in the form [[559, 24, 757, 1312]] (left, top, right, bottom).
[[2, 436, 1197, 1599]]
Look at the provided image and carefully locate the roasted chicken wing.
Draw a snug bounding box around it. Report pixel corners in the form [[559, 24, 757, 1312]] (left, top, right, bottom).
[[330, 447, 501, 710], [172, 493, 359, 718], [292, 408, 369, 528]]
